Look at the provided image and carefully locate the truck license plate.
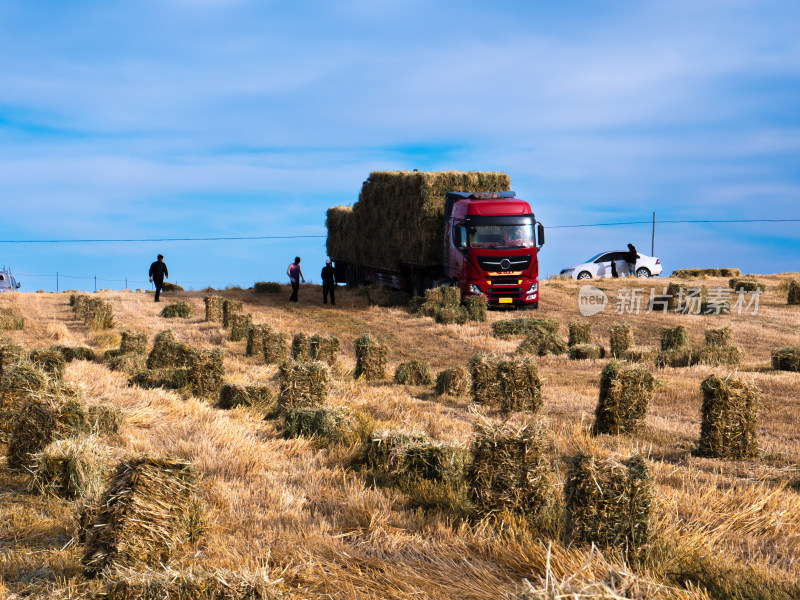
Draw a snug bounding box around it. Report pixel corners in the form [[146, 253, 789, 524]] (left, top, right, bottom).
[[498, 298, 512, 304]]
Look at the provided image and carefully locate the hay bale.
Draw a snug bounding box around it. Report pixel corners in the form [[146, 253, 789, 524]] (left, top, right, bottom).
[[291, 332, 312, 362], [516, 330, 569, 357], [0, 308, 25, 330], [7, 395, 88, 470], [203, 296, 224, 323], [105, 352, 148, 375], [389, 439, 467, 487], [568, 322, 593, 347], [87, 566, 287, 599], [86, 404, 124, 435], [50, 345, 97, 362], [0, 335, 25, 375], [565, 453, 652, 552], [253, 281, 282, 293], [664, 283, 708, 312], [263, 329, 289, 365], [434, 306, 469, 325], [696, 344, 742, 367], [188, 349, 224, 398], [672, 268, 740, 278], [435, 366, 472, 397], [120, 331, 148, 355], [621, 346, 659, 363], [81, 297, 114, 329], [354, 334, 389, 381], [416, 300, 440, 318], [361, 429, 429, 475], [283, 407, 352, 442], [655, 348, 695, 368], [81, 456, 202, 575], [771, 346, 800, 372], [468, 420, 555, 524], [465, 294, 488, 322], [720, 268, 741, 277], [787, 280, 800, 305], [161, 282, 184, 292], [228, 313, 252, 342], [609, 324, 635, 358], [470, 354, 543, 413], [705, 326, 733, 347], [309, 334, 340, 366], [146, 330, 196, 369], [277, 360, 329, 409], [246, 324, 270, 356], [159, 302, 193, 319], [394, 359, 434, 386], [222, 299, 244, 328], [661, 326, 689, 351], [728, 278, 766, 292], [594, 361, 658, 435], [568, 344, 605, 360], [492, 318, 559, 339], [1, 360, 49, 399], [699, 375, 760, 459], [218, 383, 272, 409], [129, 368, 192, 391], [29, 348, 67, 379], [30, 436, 109, 499]]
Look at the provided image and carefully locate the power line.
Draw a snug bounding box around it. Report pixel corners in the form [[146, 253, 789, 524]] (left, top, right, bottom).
[[548, 218, 800, 229], [0, 234, 326, 243]]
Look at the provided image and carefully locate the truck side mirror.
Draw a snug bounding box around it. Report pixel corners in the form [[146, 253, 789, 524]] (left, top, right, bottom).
[[537, 223, 545, 247]]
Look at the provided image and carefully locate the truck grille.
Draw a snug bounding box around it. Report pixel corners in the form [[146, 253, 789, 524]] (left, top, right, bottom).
[[477, 256, 531, 272]]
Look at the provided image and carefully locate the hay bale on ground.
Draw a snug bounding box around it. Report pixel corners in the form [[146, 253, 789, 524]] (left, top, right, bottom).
[[661, 326, 689, 351], [465, 294, 488, 322], [435, 366, 472, 397], [120, 331, 148, 355], [471, 354, 543, 413], [222, 299, 244, 328], [218, 383, 272, 409], [161, 282, 184, 292], [104, 352, 147, 375], [0, 335, 25, 375], [203, 296, 224, 323], [263, 330, 289, 365], [129, 368, 191, 391], [696, 344, 742, 367], [394, 359, 434, 385], [277, 360, 329, 409], [594, 361, 659, 435], [146, 330, 196, 369], [699, 375, 760, 459], [354, 334, 388, 381], [609, 324, 635, 358], [416, 300, 440, 318], [655, 348, 696, 368], [568, 344, 605, 360], [389, 439, 467, 488], [246, 324, 270, 356], [568, 322, 593, 347], [188, 349, 224, 398], [253, 281, 282, 293], [621, 346, 659, 363], [434, 306, 468, 325], [492, 318, 559, 339], [664, 283, 708, 312], [81, 456, 202, 575], [86, 404, 124, 435], [283, 407, 352, 442], [159, 302, 193, 319], [729, 278, 766, 292], [7, 395, 88, 470], [291, 332, 312, 362], [705, 326, 733, 347], [50, 345, 96, 362], [771, 346, 800, 372], [565, 453, 652, 553], [82, 297, 114, 329], [361, 429, 429, 475], [468, 420, 555, 525], [29, 348, 67, 379], [516, 329, 568, 357], [0, 308, 25, 330], [229, 313, 252, 342], [787, 280, 800, 305], [30, 436, 109, 499], [425, 285, 460, 308], [310, 334, 339, 366]]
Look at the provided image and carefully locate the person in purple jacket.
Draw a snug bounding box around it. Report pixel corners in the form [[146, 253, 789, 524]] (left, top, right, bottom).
[[287, 256, 305, 303]]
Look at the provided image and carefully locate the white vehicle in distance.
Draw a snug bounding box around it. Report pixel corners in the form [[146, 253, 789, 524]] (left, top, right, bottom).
[[560, 251, 662, 280], [0, 268, 20, 292]]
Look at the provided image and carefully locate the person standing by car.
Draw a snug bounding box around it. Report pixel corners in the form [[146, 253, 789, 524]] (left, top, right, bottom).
[[321, 259, 336, 305], [287, 256, 305, 303], [149, 254, 169, 302], [626, 243, 638, 276]]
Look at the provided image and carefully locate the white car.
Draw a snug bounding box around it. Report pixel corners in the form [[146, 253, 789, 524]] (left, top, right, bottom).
[[560, 251, 662, 280], [0, 269, 20, 292]]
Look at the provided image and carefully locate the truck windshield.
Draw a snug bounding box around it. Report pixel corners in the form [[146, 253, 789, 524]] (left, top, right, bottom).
[[469, 224, 535, 249]]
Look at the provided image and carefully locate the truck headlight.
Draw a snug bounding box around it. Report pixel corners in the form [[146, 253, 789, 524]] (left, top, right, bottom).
[[469, 284, 482, 294], [527, 282, 538, 294]]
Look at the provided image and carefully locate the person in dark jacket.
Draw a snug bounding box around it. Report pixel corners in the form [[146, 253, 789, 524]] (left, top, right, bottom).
[[149, 254, 169, 302], [321, 259, 336, 305], [626, 243, 638, 276]]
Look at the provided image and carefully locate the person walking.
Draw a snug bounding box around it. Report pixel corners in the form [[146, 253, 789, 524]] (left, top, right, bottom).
[[321, 259, 336, 305], [626, 243, 638, 277], [149, 254, 169, 302], [287, 256, 305, 303]]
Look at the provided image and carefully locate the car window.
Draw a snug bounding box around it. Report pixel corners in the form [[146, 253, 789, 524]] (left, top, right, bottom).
[[593, 253, 613, 263]]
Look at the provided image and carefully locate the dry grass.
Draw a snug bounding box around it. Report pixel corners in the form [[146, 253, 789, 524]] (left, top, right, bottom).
[[0, 279, 799, 598]]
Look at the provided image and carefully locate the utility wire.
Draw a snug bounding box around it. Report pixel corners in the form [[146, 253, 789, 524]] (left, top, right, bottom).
[[547, 218, 800, 229]]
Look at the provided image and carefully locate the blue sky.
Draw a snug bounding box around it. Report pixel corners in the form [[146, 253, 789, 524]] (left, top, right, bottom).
[[1, 0, 798, 291]]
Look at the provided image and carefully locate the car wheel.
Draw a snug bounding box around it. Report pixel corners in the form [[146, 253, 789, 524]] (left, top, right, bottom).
[[636, 267, 651, 278], [577, 271, 592, 280]]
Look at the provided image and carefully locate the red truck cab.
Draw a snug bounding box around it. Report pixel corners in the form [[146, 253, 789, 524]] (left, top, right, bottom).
[[443, 192, 544, 308]]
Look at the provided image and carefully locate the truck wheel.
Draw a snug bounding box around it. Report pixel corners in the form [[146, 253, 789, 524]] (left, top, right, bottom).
[[636, 267, 651, 278], [577, 271, 592, 280]]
